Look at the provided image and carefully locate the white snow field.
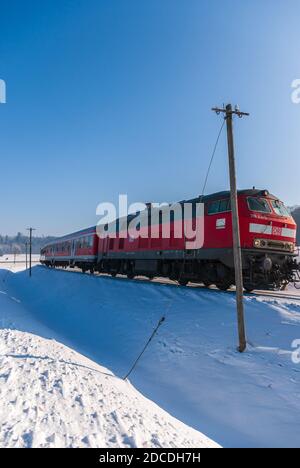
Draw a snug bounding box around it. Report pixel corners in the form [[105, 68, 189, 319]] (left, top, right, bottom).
[[1, 264, 300, 448], [0, 330, 218, 448], [0, 266, 218, 449], [0, 254, 40, 264]]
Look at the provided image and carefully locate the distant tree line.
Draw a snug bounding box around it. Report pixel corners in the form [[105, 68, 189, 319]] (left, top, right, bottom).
[[0, 233, 56, 256]]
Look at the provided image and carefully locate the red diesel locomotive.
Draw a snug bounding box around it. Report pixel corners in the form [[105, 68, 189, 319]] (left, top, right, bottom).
[[40, 189, 299, 291]]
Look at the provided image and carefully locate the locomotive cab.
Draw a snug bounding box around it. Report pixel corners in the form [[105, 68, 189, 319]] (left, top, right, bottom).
[[240, 190, 296, 254], [238, 190, 298, 290], [202, 189, 298, 290]]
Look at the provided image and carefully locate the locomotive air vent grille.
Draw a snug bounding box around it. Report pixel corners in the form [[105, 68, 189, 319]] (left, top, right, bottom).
[[266, 240, 285, 250]]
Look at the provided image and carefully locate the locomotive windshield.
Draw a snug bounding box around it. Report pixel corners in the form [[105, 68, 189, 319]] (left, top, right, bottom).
[[247, 197, 271, 213], [271, 200, 290, 217]]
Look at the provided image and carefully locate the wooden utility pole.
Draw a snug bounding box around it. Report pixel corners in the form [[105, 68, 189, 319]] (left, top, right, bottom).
[[25, 242, 28, 270], [26, 228, 36, 277], [212, 104, 249, 352]]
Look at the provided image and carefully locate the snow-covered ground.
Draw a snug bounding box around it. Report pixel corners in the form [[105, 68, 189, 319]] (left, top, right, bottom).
[[0, 330, 217, 448], [1, 263, 300, 447], [0, 265, 218, 449], [0, 254, 40, 264]]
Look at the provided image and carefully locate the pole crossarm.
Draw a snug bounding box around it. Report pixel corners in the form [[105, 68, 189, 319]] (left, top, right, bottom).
[[212, 106, 249, 118]]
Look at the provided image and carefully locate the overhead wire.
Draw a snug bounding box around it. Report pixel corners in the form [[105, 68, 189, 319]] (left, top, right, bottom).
[[200, 118, 225, 200]]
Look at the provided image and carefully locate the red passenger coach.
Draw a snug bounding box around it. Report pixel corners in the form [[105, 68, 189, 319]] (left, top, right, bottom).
[[41, 189, 300, 291], [41, 226, 98, 273]]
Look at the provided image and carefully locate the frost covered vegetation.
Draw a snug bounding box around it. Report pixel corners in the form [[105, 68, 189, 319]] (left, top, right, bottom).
[[0, 234, 56, 256]]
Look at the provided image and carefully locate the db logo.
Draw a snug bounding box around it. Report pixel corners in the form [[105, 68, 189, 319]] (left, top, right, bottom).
[[291, 339, 300, 364], [272, 226, 282, 236]]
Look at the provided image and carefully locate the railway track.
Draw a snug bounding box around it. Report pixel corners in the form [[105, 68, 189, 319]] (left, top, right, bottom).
[[37, 264, 300, 302], [247, 289, 300, 302]]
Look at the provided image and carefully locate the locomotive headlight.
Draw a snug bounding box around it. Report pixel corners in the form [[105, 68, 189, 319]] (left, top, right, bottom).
[[253, 239, 261, 248]]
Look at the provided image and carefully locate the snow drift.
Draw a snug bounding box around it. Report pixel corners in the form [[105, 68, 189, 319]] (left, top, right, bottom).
[[2, 265, 300, 447], [0, 328, 217, 448]]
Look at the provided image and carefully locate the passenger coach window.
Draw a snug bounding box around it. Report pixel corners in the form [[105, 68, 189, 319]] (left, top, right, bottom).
[[248, 197, 271, 213]]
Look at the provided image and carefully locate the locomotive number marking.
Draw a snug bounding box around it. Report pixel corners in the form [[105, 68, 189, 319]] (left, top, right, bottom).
[[272, 226, 282, 236]]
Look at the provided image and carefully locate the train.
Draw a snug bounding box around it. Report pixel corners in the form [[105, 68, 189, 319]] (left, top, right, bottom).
[[40, 189, 300, 291]]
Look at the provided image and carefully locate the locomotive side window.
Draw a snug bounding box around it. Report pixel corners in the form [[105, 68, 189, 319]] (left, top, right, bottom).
[[271, 200, 290, 217], [208, 199, 230, 215], [208, 201, 220, 215], [247, 197, 271, 213], [219, 199, 230, 212]]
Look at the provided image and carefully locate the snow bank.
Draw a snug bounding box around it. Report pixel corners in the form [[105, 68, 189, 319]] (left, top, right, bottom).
[[2, 265, 300, 447], [0, 329, 218, 448], [0, 267, 218, 448]]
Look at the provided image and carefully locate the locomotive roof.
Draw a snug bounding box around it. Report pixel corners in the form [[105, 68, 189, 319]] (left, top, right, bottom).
[[186, 188, 278, 204]]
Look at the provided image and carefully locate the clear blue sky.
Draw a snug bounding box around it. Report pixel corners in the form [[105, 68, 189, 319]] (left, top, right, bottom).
[[1, 0, 300, 236]]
